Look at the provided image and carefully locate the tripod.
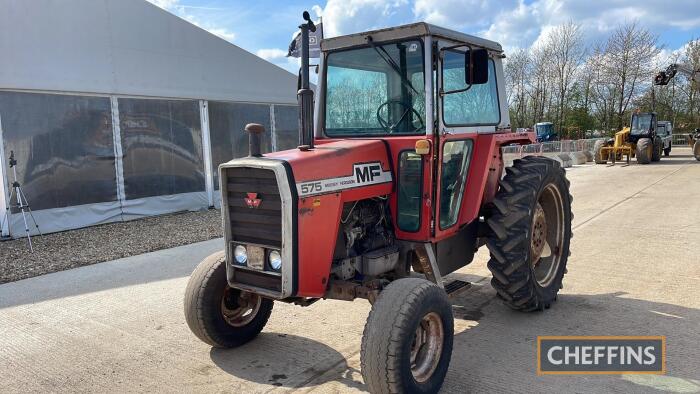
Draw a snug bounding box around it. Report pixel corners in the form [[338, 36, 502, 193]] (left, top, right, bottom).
[[1, 151, 42, 251]]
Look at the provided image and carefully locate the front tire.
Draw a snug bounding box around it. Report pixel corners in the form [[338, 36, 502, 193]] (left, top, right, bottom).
[[694, 140, 700, 161], [486, 156, 572, 311], [184, 251, 273, 348], [361, 278, 454, 394], [593, 140, 607, 164], [636, 138, 652, 164]]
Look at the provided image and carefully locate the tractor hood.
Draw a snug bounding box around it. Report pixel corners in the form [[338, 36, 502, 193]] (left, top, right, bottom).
[[266, 139, 394, 198]]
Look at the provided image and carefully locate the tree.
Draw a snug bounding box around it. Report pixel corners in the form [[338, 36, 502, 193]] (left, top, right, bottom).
[[547, 21, 586, 132], [602, 22, 661, 129]]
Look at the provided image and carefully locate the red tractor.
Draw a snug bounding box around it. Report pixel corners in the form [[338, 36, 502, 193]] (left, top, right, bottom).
[[185, 14, 572, 393]]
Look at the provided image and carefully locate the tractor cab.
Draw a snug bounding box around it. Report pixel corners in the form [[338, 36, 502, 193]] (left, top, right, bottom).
[[534, 122, 558, 142], [629, 112, 657, 143]]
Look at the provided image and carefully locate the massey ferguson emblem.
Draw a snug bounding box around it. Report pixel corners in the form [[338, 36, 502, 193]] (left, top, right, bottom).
[[244, 193, 262, 208], [296, 162, 392, 197]]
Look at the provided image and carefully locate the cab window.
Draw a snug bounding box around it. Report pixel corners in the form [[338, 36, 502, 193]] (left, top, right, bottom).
[[397, 151, 423, 232], [441, 51, 499, 126], [439, 140, 473, 229]]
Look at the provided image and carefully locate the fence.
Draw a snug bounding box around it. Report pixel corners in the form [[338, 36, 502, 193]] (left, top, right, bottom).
[[501, 138, 604, 157], [672, 134, 692, 147]]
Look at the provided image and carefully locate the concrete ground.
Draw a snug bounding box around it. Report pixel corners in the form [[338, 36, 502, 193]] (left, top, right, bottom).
[[1, 148, 699, 393]]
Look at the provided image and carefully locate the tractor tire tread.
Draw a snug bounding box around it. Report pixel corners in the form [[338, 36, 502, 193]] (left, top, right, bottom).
[[361, 278, 454, 394], [184, 251, 273, 348], [487, 157, 572, 311]]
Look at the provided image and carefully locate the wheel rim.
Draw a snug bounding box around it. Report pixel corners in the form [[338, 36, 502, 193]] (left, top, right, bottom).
[[410, 312, 444, 383], [531, 183, 565, 287], [220, 287, 262, 327]]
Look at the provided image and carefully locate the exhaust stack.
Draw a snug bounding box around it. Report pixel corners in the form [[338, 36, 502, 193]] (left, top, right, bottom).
[[245, 123, 264, 157], [297, 11, 316, 150]]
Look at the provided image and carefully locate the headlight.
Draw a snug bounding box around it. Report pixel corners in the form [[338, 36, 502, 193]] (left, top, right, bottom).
[[268, 250, 282, 271], [233, 245, 247, 264]]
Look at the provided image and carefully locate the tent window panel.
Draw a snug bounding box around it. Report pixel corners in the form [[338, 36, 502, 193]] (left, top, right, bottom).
[[0, 91, 116, 211], [118, 98, 204, 199], [273, 105, 299, 152], [208, 102, 272, 190]]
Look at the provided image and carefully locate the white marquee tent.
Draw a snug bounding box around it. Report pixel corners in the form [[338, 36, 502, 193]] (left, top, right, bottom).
[[0, 0, 300, 237]]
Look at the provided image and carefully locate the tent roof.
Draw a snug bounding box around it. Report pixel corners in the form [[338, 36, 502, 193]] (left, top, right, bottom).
[[0, 0, 297, 104]]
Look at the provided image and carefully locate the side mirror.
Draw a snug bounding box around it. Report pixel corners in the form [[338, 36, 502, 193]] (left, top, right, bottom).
[[465, 48, 489, 85]]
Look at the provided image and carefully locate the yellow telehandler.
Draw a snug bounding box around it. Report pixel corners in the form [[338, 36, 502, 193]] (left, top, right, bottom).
[[594, 112, 666, 165]]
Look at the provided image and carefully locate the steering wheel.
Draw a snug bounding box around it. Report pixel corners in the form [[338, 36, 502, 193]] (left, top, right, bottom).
[[376, 100, 424, 134]]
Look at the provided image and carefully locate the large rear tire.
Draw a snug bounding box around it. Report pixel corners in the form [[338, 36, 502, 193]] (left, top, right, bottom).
[[593, 140, 607, 164], [486, 156, 572, 311], [651, 138, 661, 162], [636, 138, 652, 164], [694, 140, 700, 161], [361, 278, 454, 394], [184, 251, 273, 348]]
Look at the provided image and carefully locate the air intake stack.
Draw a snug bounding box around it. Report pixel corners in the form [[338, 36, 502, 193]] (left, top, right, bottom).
[[297, 11, 316, 150]]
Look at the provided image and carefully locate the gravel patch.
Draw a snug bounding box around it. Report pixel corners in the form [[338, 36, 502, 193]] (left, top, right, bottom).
[[0, 209, 223, 284]]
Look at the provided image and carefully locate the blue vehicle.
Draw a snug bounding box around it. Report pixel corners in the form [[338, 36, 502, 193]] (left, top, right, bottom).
[[535, 122, 559, 142]]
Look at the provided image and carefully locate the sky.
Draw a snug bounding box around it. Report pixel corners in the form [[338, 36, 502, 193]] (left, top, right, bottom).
[[147, 0, 700, 74]]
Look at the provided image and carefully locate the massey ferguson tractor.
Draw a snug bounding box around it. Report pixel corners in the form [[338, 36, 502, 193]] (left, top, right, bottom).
[[184, 14, 572, 393]]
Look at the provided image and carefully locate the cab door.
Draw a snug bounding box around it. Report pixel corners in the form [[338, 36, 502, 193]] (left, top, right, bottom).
[[433, 41, 500, 238]]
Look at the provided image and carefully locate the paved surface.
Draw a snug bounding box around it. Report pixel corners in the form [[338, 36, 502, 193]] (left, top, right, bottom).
[[1, 148, 699, 393]]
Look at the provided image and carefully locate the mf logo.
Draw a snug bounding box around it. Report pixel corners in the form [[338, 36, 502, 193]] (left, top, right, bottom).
[[354, 163, 382, 184], [244, 192, 262, 209]]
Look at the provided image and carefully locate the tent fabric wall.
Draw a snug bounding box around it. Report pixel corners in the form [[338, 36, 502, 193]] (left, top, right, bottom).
[[0, 90, 300, 237]]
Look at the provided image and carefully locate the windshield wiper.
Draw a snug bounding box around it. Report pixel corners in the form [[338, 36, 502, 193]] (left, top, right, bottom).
[[366, 36, 420, 96]]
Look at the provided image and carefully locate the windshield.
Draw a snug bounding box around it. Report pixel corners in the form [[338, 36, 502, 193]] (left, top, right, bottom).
[[325, 39, 425, 136], [536, 124, 553, 136], [631, 113, 653, 135], [656, 125, 667, 135]]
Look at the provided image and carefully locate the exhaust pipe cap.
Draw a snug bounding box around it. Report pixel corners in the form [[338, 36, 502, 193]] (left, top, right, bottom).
[[245, 123, 265, 157]]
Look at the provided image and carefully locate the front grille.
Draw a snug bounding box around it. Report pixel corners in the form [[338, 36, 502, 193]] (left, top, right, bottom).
[[226, 167, 282, 248], [232, 268, 282, 292]]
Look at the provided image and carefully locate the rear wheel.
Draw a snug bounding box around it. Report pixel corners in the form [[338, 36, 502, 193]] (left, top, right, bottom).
[[636, 138, 652, 164], [486, 156, 572, 311], [651, 139, 661, 162], [184, 251, 273, 348], [361, 278, 454, 394], [593, 140, 607, 164]]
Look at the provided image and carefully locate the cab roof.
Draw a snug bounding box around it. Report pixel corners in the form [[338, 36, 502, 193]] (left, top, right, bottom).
[[321, 22, 503, 53]]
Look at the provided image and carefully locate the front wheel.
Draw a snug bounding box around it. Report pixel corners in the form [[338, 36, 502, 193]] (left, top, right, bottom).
[[184, 251, 273, 348], [486, 156, 572, 311], [361, 278, 454, 394], [694, 140, 700, 161], [593, 140, 608, 164], [636, 138, 653, 164]]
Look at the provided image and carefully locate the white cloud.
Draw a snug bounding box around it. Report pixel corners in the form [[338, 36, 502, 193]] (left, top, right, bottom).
[[146, 0, 236, 42], [413, 0, 517, 31], [256, 48, 300, 74], [312, 0, 413, 37], [256, 48, 288, 61]]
